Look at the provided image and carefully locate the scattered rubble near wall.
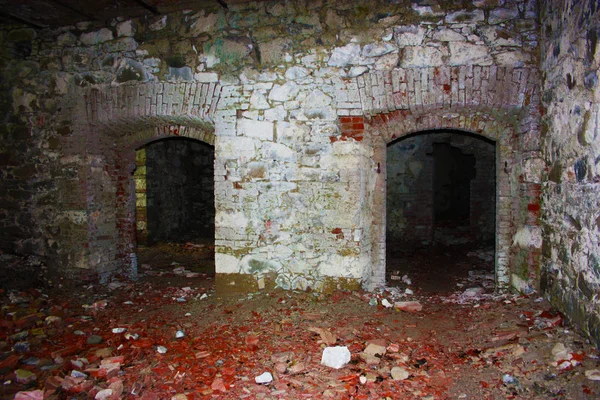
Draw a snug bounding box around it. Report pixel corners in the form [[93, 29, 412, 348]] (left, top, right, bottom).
[[540, 0, 600, 346], [0, 1, 541, 292]]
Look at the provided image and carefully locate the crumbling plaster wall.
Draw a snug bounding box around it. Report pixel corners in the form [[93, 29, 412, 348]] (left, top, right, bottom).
[[540, 0, 600, 346], [0, 0, 542, 292]]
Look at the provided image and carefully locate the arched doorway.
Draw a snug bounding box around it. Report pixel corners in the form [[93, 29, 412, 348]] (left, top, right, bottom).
[[133, 137, 215, 275], [386, 130, 496, 292]]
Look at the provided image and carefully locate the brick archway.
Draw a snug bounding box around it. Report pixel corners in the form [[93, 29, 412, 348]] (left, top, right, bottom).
[[367, 110, 518, 291], [336, 66, 541, 291], [62, 82, 220, 280]]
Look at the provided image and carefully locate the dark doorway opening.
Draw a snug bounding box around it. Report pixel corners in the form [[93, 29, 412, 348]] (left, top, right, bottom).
[[386, 130, 496, 293], [134, 137, 215, 276]]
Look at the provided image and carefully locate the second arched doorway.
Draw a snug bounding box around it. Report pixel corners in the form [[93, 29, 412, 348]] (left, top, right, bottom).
[[386, 130, 496, 292]]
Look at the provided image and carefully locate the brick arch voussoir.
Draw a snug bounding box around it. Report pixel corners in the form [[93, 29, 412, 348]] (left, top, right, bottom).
[[102, 115, 216, 151], [369, 107, 518, 145]]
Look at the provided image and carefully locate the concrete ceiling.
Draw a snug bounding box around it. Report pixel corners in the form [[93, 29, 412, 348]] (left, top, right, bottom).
[[0, 0, 255, 29]]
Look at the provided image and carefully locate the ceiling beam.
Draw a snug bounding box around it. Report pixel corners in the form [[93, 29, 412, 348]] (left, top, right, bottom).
[[0, 10, 46, 29], [48, 0, 98, 21], [133, 0, 160, 15]]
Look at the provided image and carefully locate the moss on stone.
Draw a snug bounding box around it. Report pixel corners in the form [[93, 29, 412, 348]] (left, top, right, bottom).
[[321, 276, 361, 294]]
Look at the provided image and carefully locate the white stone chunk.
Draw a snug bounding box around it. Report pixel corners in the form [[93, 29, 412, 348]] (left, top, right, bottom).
[[303, 89, 336, 120], [362, 42, 397, 58], [328, 43, 361, 67], [269, 82, 300, 102], [401, 46, 444, 67], [347, 66, 369, 78], [194, 72, 219, 83], [264, 105, 287, 121], [255, 372, 273, 384], [448, 43, 493, 66], [285, 66, 310, 80], [394, 25, 427, 46], [240, 119, 274, 141], [321, 346, 351, 369], [250, 91, 270, 110]]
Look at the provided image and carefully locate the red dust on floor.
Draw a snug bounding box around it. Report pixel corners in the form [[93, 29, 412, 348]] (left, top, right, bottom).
[[1, 265, 600, 399]]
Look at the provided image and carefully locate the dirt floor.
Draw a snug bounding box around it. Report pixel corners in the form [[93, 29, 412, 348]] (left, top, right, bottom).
[[1, 243, 600, 399]]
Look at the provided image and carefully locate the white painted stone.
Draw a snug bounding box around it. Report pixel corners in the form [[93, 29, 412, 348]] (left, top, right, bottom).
[[249, 91, 270, 110], [328, 43, 361, 67], [216, 210, 249, 231], [264, 105, 287, 121], [303, 89, 336, 120], [445, 9, 485, 24], [194, 72, 219, 82], [374, 52, 399, 70], [116, 20, 135, 37], [240, 119, 274, 141], [512, 226, 543, 249], [362, 42, 397, 57], [346, 66, 369, 78], [215, 253, 240, 274], [263, 142, 295, 161], [257, 71, 278, 82], [394, 25, 427, 46], [285, 66, 310, 80], [269, 82, 300, 102], [400, 46, 444, 67], [217, 136, 257, 157], [432, 28, 465, 42], [80, 28, 113, 45], [448, 42, 493, 66]]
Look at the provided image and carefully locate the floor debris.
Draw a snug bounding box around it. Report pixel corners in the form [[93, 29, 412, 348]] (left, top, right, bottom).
[[0, 244, 599, 398]]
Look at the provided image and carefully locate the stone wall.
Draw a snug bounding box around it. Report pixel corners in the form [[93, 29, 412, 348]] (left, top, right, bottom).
[[0, 0, 542, 291], [540, 0, 600, 346]]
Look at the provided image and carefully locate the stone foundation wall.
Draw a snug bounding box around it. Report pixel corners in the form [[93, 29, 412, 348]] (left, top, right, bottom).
[[0, 0, 541, 291], [540, 0, 600, 346]]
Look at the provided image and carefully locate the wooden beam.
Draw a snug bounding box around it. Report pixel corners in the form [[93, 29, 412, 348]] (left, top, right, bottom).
[[0, 10, 46, 29], [47, 0, 98, 21], [133, 0, 160, 15]]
